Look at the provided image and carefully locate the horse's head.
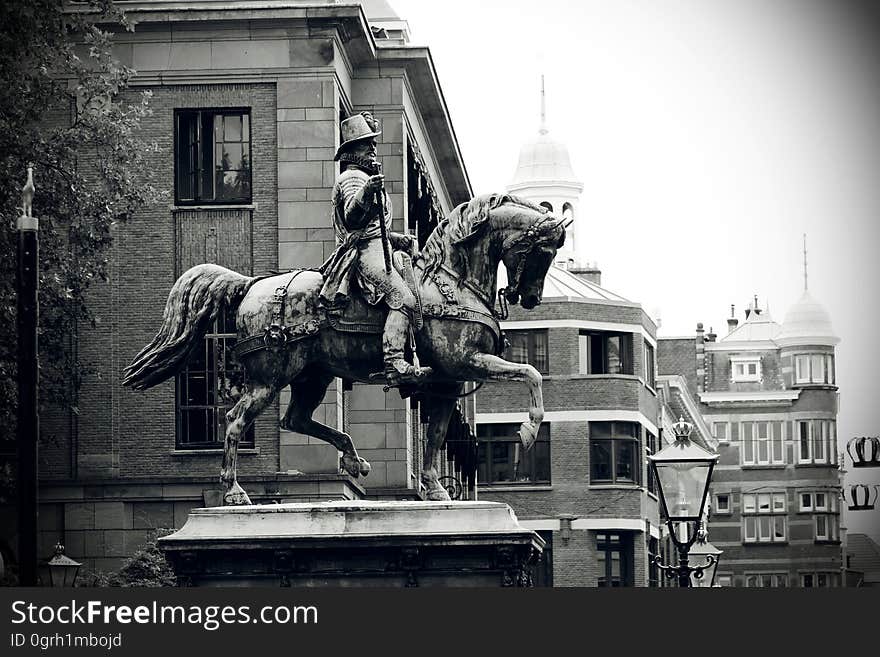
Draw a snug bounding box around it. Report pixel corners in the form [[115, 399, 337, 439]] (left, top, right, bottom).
[[498, 205, 569, 310]]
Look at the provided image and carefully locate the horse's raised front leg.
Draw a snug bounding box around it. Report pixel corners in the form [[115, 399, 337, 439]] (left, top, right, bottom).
[[420, 396, 458, 501], [468, 353, 544, 450], [281, 374, 371, 478], [220, 383, 278, 505]]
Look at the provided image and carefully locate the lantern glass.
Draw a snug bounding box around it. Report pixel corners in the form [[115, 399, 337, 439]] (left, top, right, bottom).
[[649, 434, 718, 523], [688, 542, 722, 587], [46, 544, 81, 587]]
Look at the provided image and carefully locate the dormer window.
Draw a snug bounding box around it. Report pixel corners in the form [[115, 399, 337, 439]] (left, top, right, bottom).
[[730, 356, 762, 383]]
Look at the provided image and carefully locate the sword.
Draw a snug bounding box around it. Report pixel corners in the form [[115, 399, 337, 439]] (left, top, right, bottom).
[[374, 161, 392, 274]]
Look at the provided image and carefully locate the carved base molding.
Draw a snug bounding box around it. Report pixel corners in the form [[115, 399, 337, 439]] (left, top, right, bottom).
[[159, 500, 543, 587]]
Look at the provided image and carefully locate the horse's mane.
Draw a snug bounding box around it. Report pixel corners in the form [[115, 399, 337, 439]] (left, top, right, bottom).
[[420, 192, 547, 284]]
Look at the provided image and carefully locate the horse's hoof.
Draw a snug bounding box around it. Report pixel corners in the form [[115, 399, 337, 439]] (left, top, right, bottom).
[[426, 487, 451, 502], [341, 454, 371, 478], [518, 422, 537, 451], [224, 482, 252, 506]]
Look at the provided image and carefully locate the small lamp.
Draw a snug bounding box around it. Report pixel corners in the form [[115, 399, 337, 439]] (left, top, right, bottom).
[[46, 543, 81, 587]]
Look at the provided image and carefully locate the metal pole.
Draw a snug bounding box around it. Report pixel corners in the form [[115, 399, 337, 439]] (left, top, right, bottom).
[[17, 168, 39, 586], [677, 546, 691, 588]]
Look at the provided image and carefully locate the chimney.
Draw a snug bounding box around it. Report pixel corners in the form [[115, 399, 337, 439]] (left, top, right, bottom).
[[706, 326, 717, 342], [727, 304, 738, 333], [752, 294, 761, 316]]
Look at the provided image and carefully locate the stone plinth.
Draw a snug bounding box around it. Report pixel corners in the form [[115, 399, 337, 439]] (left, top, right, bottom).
[[159, 500, 544, 587]]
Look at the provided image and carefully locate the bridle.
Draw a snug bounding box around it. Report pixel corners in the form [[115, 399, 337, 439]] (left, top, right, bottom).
[[497, 214, 572, 316]]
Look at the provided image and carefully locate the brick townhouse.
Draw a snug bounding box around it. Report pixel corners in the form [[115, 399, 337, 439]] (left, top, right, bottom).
[[1, 0, 476, 575], [658, 294, 844, 587], [472, 110, 714, 587]]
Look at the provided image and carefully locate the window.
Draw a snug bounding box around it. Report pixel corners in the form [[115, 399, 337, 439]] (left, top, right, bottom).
[[741, 421, 785, 466], [505, 330, 549, 374], [744, 573, 789, 588], [643, 340, 656, 388], [175, 109, 252, 204], [730, 356, 762, 382], [578, 331, 633, 375], [715, 574, 733, 587], [176, 307, 253, 449], [713, 422, 728, 442], [795, 353, 835, 385], [801, 572, 840, 588], [715, 493, 731, 514], [797, 420, 838, 465], [645, 431, 657, 495], [800, 490, 839, 512], [742, 492, 787, 544], [596, 532, 634, 587], [589, 422, 640, 485], [476, 423, 550, 484], [813, 514, 840, 542]]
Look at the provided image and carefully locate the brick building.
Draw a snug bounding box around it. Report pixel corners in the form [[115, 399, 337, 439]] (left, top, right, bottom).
[[658, 293, 844, 587], [1, 0, 476, 575], [471, 109, 713, 586]]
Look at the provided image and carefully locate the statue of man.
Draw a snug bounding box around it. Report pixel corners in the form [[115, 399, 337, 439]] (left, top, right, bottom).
[[319, 112, 432, 386]]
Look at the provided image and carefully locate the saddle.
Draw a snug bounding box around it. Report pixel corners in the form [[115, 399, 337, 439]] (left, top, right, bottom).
[[327, 251, 423, 334]]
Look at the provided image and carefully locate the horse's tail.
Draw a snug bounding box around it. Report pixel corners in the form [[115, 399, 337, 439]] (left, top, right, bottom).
[[122, 264, 254, 390]]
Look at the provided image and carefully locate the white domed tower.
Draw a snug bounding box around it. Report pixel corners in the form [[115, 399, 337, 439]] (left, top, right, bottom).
[[507, 76, 584, 269]]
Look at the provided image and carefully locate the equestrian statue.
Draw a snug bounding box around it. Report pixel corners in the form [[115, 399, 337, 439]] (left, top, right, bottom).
[[123, 112, 569, 505]]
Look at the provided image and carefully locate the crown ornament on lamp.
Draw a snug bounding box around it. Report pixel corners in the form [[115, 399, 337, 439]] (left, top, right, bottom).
[[847, 436, 880, 468], [846, 484, 879, 511]]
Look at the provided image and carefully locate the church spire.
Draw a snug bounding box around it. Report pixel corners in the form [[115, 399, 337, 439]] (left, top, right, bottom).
[[803, 233, 808, 291], [539, 74, 548, 135]]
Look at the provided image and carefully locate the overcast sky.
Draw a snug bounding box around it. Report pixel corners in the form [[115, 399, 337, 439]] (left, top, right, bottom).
[[392, 0, 880, 539]]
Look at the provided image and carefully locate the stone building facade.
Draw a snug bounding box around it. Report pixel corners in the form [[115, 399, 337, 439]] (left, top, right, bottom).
[[658, 294, 844, 587], [2, 0, 474, 575]]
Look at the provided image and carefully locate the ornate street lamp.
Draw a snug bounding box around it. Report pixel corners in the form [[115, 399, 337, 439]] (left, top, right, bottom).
[[649, 417, 719, 588], [46, 543, 81, 587], [688, 530, 723, 587]]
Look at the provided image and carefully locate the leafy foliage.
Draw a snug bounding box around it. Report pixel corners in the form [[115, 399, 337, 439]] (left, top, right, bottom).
[[77, 529, 177, 588], [0, 1, 160, 498]]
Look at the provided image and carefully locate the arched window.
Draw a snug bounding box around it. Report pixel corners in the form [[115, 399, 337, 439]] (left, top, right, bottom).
[[561, 202, 574, 247], [539, 201, 553, 212]]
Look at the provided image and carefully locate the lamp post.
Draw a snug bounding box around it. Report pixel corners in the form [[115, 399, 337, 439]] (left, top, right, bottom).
[[649, 417, 718, 588], [17, 166, 39, 586]]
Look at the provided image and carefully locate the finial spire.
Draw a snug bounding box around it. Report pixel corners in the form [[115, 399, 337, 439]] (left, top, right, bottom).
[[803, 233, 808, 291], [539, 74, 547, 135]]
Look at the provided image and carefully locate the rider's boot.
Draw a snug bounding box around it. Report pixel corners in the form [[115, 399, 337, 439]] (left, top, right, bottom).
[[383, 308, 432, 386]]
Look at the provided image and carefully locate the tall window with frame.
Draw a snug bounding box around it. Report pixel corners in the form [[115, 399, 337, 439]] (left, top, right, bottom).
[[504, 330, 549, 375], [742, 492, 787, 544], [589, 421, 640, 485], [645, 431, 657, 495], [796, 419, 837, 465], [596, 532, 634, 587], [578, 331, 633, 375], [175, 109, 252, 204], [176, 306, 253, 450], [476, 423, 550, 484], [741, 420, 785, 466], [794, 353, 835, 385], [800, 491, 840, 543], [643, 340, 655, 388], [801, 572, 840, 588], [744, 573, 789, 588]]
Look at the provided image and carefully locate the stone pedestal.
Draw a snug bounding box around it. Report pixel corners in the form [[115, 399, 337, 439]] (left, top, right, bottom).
[[159, 500, 544, 587]]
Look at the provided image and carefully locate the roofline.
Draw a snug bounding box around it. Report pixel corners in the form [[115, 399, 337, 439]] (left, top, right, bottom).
[[377, 45, 473, 203], [508, 180, 585, 192]]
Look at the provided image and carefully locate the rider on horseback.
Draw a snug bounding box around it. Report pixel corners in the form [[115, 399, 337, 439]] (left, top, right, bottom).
[[319, 112, 432, 386]]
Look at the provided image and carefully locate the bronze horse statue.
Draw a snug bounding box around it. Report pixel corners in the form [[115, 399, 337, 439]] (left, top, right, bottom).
[[123, 193, 568, 504]]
